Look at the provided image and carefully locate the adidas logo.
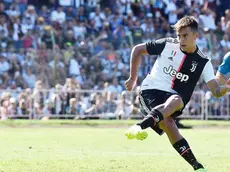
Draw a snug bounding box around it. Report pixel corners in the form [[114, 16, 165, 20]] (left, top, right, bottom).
[[168, 56, 173, 61]]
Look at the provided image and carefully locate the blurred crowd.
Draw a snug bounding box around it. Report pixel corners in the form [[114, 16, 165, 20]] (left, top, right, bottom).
[[0, 0, 230, 119], [0, 79, 141, 119]]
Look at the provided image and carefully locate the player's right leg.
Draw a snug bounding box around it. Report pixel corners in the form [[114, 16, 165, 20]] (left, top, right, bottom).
[[125, 93, 181, 140], [159, 117, 206, 171], [137, 94, 184, 130], [125, 90, 164, 140]]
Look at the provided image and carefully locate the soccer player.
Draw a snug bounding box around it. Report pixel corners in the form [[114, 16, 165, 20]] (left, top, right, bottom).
[[216, 51, 230, 85], [124, 16, 230, 172]]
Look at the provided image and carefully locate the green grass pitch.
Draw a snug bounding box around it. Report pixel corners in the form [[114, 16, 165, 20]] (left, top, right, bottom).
[[0, 121, 230, 172]]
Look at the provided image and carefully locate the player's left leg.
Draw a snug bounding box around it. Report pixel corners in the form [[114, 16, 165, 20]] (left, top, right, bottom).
[[159, 117, 205, 171], [125, 94, 206, 171]]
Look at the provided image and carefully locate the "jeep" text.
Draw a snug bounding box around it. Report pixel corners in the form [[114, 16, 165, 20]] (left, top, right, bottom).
[[163, 65, 189, 82]]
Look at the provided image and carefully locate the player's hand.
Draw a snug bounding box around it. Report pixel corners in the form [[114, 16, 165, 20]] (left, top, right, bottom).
[[125, 77, 137, 91]]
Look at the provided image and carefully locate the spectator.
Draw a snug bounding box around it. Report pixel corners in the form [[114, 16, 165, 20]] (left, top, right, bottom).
[[65, 97, 83, 118], [131, 20, 143, 44], [41, 26, 53, 49], [68, 54, 81, 79], [0, 91, 11, 120], [199, 8, 216, 30], [196, 32, 208, 51], [62, 30, 76, 49], [42, 99, 55, 119], [50, 5, 66, 24], [0, 2, 8, 20], [64, 78, 78, 108], [76, 6, 87, 22], [0, 14, 9, 37], [8, 54, 21, 75], [0, 30, 10, 49], [65, 6, 76, 21], [103, 92, 117, 117], [39, 5, 50, 23], [59, 0, 74, 7], [33, 80, 46, 118], [8, 97, 18, 118], [73, 19, 86, 39], [18, 98, 30, 116], [14, 71, 26, 89], [107, 78, 123, 93], [6, 3, 21, 19], [23, 5, 37, 25], [165, 0, 178, 26], [36, 17, 46, 34], [0, 55, 9, 74], [89, 6, 105, 29], [220, 34, 230, 50], [51, 84, 66, 114], [13, 17, 24, 49], [21, 30, 35, 49], [84, 93, 105, 117], [22, 67, 36, 88]]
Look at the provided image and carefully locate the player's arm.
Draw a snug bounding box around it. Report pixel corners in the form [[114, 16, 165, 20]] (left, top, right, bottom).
[[129, 43, 149, 82], [207, 79, 229, 98], [216, 72, 227, 85], [203, 61, 230, 98], [125, 38, 166, 91]]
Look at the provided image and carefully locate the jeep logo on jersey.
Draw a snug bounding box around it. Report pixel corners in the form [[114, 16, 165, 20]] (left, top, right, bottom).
[[163, 65, 189, 82]]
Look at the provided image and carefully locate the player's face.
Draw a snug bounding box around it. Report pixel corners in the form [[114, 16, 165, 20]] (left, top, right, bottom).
[[177, 27, 198, 52]]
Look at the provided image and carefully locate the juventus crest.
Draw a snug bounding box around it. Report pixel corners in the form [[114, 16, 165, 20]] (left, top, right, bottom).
[[190, 61, 198, 72]]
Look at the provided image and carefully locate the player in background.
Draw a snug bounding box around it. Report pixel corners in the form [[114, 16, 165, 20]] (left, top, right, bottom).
[[216, 51, 230, 84], [124, 16, 230, 172]]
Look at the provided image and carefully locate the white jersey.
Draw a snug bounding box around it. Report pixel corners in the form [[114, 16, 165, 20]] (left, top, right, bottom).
[[141, 37, 215, 104]]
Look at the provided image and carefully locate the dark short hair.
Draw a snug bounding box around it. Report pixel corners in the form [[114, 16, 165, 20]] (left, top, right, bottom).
[[173, 16, 198, 33]]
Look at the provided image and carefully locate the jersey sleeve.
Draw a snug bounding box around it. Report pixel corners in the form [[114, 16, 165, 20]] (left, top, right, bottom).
[[146, 38, 166, 55], [202, 60, 215, 83], [218, 52, 230, 75]]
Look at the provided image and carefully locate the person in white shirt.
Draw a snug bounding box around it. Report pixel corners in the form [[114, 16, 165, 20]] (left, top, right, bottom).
[[23, 5, 37, 25], [22, 68, 36, 88], [165, 0, 178, 25], [220, 34, 230, 50], [6, 3, 20, 18], [49, 54, 65, 69], [73, 21, 86, 39], [51, 6, 66, 24], [59, 0, 74, 6], [107, 78, 123, 93], [69, 56, 81, 77], [21, 17, 34, 34], [89, 7, 105, 29], [199, 8, 216, 30], [22, 67, 36, 88], [196, 32, 208, 51]]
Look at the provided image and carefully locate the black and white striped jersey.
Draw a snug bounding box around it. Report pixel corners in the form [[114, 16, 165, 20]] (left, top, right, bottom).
[[141, 37, 215, 105]]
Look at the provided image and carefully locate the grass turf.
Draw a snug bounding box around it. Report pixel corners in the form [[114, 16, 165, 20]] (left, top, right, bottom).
[[1, 119, 230, 127], [0, 121, 229, 172]]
